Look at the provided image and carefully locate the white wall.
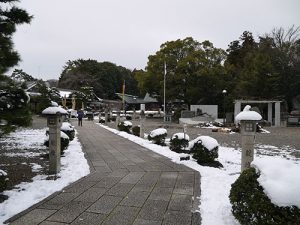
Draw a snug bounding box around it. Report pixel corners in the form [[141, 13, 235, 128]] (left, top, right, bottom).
[[190, 105, 218, 119]]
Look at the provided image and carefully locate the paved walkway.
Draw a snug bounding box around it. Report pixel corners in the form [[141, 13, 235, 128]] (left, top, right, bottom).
[[6, 121, 201, 225]]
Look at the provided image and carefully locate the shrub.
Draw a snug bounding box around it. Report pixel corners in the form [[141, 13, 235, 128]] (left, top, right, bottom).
[[170, 133, 189, 153], [60, 122, 75, 141], [132, 126, 140, 137], [0, 170, 8, 192], [230, 167, 300, 225], [99, 117, 105, 124], [148, 128, 167, 146], [190, 136, 220, 167], [44, 131, 70, 155], [118, 121, 132, 134]]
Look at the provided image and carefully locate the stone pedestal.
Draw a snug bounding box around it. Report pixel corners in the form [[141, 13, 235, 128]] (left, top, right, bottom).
[[47, 115, 62, 174], [116, 111, 120, 129], [140, 110, 145, 138], [240, 120, 256, 172]]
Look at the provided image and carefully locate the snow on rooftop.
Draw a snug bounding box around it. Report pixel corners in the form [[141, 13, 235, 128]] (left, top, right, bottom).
[[252, 157, 300, 208], [189, 136, 219, 151], [235, 105, 262, 121], [42, 106, 68, 115], [59, 90, 72, 98]]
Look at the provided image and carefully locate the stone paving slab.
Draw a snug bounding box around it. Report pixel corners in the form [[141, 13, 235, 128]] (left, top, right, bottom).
[[6, 121, 201, 225]]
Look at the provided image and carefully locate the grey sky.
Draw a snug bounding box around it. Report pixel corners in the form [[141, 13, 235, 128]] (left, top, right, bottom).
[[11, 0, 300, 80]]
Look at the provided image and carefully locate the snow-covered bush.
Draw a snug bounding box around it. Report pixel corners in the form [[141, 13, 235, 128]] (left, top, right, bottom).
[[132, 126, 140, 137], [189, 136, 219, 166], [44, 131, 70, 155], [230, 168, 300, 225], [0, 169, 8, 192], [118, 121, 132, 134], [170, 133, 189, 153], [99, 117, 105, 124], [148, 128, 167, 146], [60, 122, 75, 141]]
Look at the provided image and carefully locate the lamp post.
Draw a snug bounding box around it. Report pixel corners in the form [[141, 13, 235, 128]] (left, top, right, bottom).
[[222, 89, 227, 126]]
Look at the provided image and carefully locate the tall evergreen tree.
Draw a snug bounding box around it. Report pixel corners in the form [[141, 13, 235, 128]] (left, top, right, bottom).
[[0, 0, 32, 74], [0, 1, 32, 135]]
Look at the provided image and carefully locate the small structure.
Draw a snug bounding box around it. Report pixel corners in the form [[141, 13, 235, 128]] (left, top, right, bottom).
[[236, 105, 262, 172], [234, 100, 281, 127], [42, 106, 68, 174]]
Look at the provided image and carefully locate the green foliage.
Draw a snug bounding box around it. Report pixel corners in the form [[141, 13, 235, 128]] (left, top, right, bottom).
[[0, 1, 32, 74], [0, 171, 8, 193], [11, 69, 35, 82], [142, 37, 226, 106], [191, 140, 218, 164], [230, 167, 300, 225], [225, 27, 300, 111], [0, 75, 32, 136], [148, 129, 167, 146], [169, 134, 189, 153], [117, 121, 132, 134], [132, 126, 140, 137], [58, 59, 138, 99]]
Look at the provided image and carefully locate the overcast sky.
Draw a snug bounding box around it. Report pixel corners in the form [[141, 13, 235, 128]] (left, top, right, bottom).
[[10, 0, 300, 80]]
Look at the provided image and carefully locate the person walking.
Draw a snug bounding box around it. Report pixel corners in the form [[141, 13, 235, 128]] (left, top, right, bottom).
[[77, 109, 84, 126]]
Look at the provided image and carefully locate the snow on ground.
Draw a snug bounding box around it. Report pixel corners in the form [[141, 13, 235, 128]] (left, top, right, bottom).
[[0, 130, 90, 224], [252, 156, 300, 208], [98, 123, 299, 225]]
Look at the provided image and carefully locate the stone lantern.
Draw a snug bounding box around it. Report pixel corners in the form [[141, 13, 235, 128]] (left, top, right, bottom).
[[235, 105, 262, 172], [42, 106, 68, 174]]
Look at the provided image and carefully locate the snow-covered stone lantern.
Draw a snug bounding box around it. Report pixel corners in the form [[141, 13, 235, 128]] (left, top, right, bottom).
[[235, 105, 262, 172], [42, 106, 68, 174]]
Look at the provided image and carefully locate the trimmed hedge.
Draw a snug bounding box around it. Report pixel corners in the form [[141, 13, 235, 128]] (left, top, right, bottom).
[[0, 170, 7, 192], [132, 126, 140, 137], [148, 128, 167, 146], [170, 133, 189, 153], [118, 121, 132, 134], [230, 167, 300, 225], [191, 140, 219, 166]]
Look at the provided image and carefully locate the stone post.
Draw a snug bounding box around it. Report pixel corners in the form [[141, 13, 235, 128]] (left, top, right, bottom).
[[274, 102, 281, 127], [236, 105, 261, 172], [48, 115, 62, 174], [116, 111, 120, 129], [42, 107, 67, 174], [140, 110, 145, 138], [240, 120, 256, 171], [104, 106, 109, 125]]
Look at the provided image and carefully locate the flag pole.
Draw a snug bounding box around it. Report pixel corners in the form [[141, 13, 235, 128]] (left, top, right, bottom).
[[164, 61, 166, 122], [122, 80, 125, 115]]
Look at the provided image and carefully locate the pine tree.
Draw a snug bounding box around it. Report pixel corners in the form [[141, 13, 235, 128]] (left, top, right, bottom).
[[0, 0, 32, 73]]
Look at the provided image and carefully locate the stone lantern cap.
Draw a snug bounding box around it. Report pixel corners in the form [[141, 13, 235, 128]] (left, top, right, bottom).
[[235, 105, 262, 122], [42, 106, 68, 115]]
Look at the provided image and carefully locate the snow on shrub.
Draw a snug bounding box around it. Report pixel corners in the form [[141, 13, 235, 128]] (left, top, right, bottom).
[[169, 132, 189, 153], [118, 121, 132, 134], [230, 167, 300, 225], [148, 128, 167, 146], [60, 122, 75, 141], [189, 136, 220, 167], [99, 117, 105, 124], [44, 131, 70, 155], [0, 169, 8, 192]]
